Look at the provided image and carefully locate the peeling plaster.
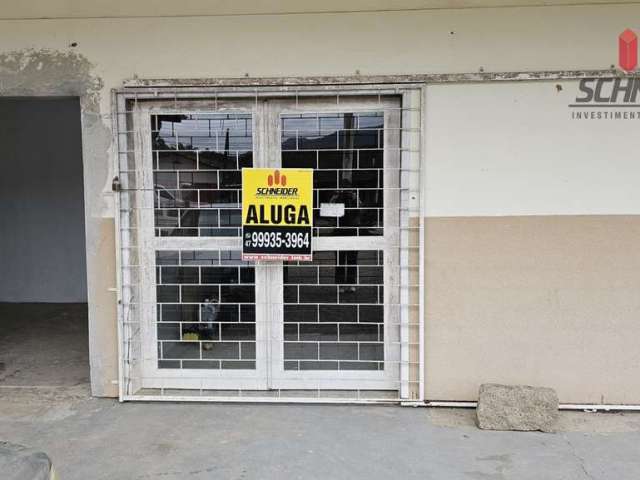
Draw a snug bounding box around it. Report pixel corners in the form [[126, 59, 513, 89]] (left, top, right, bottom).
[[0, 49, 102, 107], [0, 49, 112, 218], [0, 48, 118, 397]]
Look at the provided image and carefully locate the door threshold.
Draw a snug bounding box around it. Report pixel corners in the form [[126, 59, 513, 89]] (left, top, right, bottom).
[[124, 388, 401, 404]]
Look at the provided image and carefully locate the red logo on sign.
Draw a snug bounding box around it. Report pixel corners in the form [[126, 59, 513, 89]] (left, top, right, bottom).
[[619, 29, 638, 72], [267, 170, 287, 187]]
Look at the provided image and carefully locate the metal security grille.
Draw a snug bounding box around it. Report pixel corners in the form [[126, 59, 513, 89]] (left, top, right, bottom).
[[152, 113, 251, 237], [283, 250, 385, 371], [113, 86, 424, 403], [281, 112, 384, 237], [156, 249, 256, 370]]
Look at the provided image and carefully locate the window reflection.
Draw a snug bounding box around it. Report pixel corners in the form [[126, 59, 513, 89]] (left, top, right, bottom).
[[283, 250, 384, 371], [156, 250, 256, 370], [152, 114, 252, 237], [281, 112, 385, 237]]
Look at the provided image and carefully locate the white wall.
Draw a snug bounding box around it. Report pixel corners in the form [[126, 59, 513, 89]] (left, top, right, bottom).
[[424, 81, 640, 217], [0, 5, 637, 102]]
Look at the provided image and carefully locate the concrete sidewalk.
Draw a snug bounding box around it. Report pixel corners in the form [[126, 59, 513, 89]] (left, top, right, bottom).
[[1, 385, 639, 480]]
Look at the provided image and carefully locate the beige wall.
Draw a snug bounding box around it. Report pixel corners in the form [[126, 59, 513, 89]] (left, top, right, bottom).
[[0, 4, 638, 401], [425, 216, 640, 404], [2, 0, 637, 19]]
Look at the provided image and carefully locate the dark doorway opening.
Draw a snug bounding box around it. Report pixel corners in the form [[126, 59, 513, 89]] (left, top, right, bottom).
[[0, 97, 89, 388]]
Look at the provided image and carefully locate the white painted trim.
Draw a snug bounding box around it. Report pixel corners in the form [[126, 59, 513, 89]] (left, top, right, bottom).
[[122, 395, 399, 404]]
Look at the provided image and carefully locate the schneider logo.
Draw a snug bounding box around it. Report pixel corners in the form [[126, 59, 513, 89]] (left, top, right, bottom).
[[619, 28, 638, 72], [256, 170, 299, 196], [571, 29, 640, 120]]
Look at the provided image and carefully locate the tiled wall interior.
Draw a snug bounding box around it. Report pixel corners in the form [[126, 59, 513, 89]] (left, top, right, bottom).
[[150, 110, 388, 374], [152, 113, 252, 237], [281, 112, 384, 237], [151, 111, 385, 237], [283, 250, 385, 371], [155, 250, 256, 369]]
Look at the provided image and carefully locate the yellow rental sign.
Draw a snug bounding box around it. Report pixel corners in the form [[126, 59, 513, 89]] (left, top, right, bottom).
[[241, 168, 313, 261]]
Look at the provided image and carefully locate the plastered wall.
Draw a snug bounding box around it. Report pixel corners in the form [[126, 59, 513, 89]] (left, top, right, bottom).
[[0, 3, 638, 400], [424, 82, 640, 217], [423, 82, 640, 403], [3, 0, 639, 19], [424, 216, 640, 404]]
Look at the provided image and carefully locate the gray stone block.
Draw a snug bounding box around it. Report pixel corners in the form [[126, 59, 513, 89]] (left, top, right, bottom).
[[0, 442, 54, 480], [477, 383, 559, 432]]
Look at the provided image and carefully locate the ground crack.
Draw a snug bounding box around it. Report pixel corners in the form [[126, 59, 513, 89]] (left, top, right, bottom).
[[563, 434, 595, 480], [134, 465, 219, 478]]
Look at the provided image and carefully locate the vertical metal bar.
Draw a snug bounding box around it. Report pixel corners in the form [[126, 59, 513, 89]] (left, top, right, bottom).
[[112, 90, 125, 401], [399, 95, 410, 400], [418, 86, 427, 403]]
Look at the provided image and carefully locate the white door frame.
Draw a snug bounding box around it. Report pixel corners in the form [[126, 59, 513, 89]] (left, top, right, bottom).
[[129, 94, 406, 393]]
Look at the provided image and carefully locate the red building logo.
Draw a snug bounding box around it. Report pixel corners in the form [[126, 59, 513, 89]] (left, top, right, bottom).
[[619, 29, 638, 72]]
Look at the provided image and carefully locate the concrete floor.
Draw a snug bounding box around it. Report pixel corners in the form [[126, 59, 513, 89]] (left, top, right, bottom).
[[0, 303, 89, 387], [1, 389, 639, 480], [1, 303, 640, 479]]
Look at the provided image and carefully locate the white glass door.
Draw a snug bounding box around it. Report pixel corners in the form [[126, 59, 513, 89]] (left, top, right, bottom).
[[265, 97, 401, 391], [134, 96, 401, 393], [136, 100, 269, 390]]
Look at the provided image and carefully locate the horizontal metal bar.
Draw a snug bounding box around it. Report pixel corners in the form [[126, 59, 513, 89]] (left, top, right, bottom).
[[122, 302, 421, 306], [120, 263, 423, 268], [128, 320, 423, 326], [122, 394, 400, 404], [147, 283, 423, 289], [136, 359, 422, 365], [117, 147, 420, 155], [125, 375, 420, 384], [118, 244, 423, 249], [155, 339, 419, 345], [115, 106, 421, 116], [121, 70, 619, 90]]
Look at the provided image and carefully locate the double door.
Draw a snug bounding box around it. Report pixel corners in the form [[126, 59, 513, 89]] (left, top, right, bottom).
[[134, 96, 401, 393]]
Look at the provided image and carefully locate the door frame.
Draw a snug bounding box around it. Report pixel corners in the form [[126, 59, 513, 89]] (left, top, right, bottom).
[[135, 100, 269, 390], [114, 84, 425, 402], [264, 97, 402, 391]]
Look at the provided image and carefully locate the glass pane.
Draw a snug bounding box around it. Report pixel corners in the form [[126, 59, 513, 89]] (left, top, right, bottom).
[[152, 113, 252, 237], [283, 250, 384, 371], [281, 112, 385, 237], [156, 250, 256, 370]]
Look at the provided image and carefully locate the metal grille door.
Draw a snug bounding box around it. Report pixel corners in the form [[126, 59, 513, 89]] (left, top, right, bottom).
[[268, 98, 401, 391], [115, 89, 423, 402]]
